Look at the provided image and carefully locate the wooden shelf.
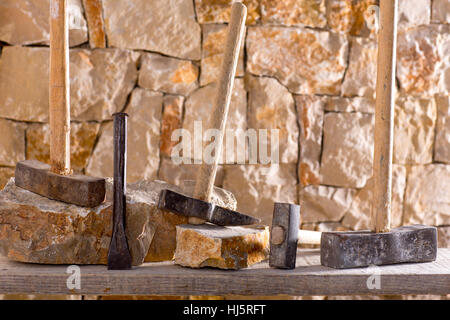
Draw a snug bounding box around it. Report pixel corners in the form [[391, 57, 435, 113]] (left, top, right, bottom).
[[0, 249, 449, 297]]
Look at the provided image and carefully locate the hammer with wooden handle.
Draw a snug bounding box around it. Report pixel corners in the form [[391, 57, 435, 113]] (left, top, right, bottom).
[[14, 0, 105, 207], [159, 2, 259, 226]]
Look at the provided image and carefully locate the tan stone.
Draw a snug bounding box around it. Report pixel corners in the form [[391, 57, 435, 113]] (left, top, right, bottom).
[[342, 37, 377, 98], [0, 47, 139, 122], [160, 95, 184, 158], [0, 119, 25, 167], [26, 122, 100, 172], [223, 164, 298, 226], [403, 165, 450, 226], [86, 88, 162, 183], [320, 113, 374, 189], [247, 75, 298, 164], [82, 0, 106, 48], [432, 0, 450, 24], [158, 157, 225, 187], [261, 0, 326, 28], [139, 53, 199, 96], [182, 79, 247, 164], [103, 0, 201, 60], [326, 0, 378, 37], [394, 96, 436, 165], [194, 0, 260, 25], [398, 0, 431, 30], [0, 0, 87, 46], [0, 168, 15, 190], [200, 24, 244, 86], [397, 25, 450, 97], [342, 165, 407, 231], [438, 226, 450, 248], [174, 224, 269, 269], [435, 96, 450, 164], [324, 96, 375, 114], [300, 185, 356, 223], [295, 95, 325, 186], [246, 26, 348, 95]]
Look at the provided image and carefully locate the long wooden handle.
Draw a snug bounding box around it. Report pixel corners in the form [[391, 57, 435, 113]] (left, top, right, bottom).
[[372, 0, 398, 233], [190, 2, 246, 224], [49, 0, 71, 175]]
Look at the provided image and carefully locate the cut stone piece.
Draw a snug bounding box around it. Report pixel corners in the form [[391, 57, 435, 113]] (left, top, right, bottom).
[[261, 0, 327, 28], [194, 0, 260, 25], [435, 96, 450, 164], [432, 0, 450, 23], [0, 119, 25, 167], [82, 0, 106, 48], [321, 225, 438, 269], [174, 224, 269, 270]]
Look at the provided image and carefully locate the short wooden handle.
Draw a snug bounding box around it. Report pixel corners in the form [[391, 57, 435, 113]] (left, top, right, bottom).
[[298, 230, 322, 245], [49, 0, 71, 175], [372, 0, 398, 233], [190, 2, 246, 224]]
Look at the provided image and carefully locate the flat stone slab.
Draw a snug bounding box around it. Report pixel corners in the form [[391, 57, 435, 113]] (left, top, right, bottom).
[[321, 225, 438, 269], [174, 224, 269, 270]]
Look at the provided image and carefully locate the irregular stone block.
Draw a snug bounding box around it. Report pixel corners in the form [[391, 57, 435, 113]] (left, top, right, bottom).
[[0, 168, 14, 190], [26, 122, 100, 172], [246, 26, 348, 95], [320, 112, 374, 189], [247, 75, 298, 164], [342, 37, 377, 98], [0, 0, 87, 46], [194, 0, 260, 25], [300, 185, 356, 223], [397, 25, 450, 97], [398, 0, 430, 30], [342, 165, 407, 230], [403, 165, 450, 226], [182, 80, 247, 164], [432, 0, 450, 24], [438, 226, 450, 248], [103, 0, 201, 60], [324, 96, 375, 114], [0, 119, 25, 167], [87, 88, 162, 183], [82, 0, 106, 48], [261, 0, 326, 28], [174, 224, 269, 269], [435, 96, 450, 164], [394, 96, 436, 165], [295, 95, 325, 186], [139, 53, 199, 96], [0, 47, 139, 122], [223, 164, 298, 226], [160, 95, 184, 158]]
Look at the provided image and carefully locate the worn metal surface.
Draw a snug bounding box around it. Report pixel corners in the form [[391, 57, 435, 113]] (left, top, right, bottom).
[[321, 225, 438, 269], [158, 189, 260, 226], [269, 203, 300, 269], [108, 113, 132, 270], [15, 159, 105, 207]]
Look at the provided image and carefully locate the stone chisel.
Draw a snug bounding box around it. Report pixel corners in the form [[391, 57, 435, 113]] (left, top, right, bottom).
[[320, 0, 437, 269], [107, 112, 132, 270], [158, 2, 259, 227], [14, 0, 105, 207]]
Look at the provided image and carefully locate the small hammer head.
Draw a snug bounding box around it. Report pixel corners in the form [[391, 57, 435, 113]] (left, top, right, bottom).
[[320, 225, 438, 269], [269, 202, 300, 269], [158, 189, 260, 226], [15, 159, 105, 207]]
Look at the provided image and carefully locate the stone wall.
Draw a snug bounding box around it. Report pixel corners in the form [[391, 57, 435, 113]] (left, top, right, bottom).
[[0, 0, 449, 246]]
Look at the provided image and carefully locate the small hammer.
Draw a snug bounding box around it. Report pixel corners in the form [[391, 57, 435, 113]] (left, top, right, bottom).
[[14, 0, 105, 207], [159, 2, 259, 226]]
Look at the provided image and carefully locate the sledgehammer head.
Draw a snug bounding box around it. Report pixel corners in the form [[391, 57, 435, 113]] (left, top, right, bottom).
[[15, 159, 106, 207], [320, 225, 438, 269]]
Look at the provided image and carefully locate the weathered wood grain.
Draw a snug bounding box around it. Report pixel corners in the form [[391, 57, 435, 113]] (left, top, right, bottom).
[[0, 249, 448, 296]]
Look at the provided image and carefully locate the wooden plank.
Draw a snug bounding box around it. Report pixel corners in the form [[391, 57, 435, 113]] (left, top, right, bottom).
[[0, 249, 449, 297]]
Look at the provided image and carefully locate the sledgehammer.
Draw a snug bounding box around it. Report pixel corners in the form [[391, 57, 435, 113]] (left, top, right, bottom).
[[14, 0, 105, 207]]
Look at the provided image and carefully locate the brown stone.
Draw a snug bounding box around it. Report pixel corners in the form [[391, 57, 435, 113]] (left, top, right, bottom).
[[194, 0, 260, 25], [435, 96, 450, 164], [0, 119, 25, 167], [82, 0, 106, 48], [324, 96, 375, 114], [0, 168, 15, 190], [86, 88, 162, 183], [26, 122, 100, 172], [247, 75, 298, 164], [398, 0, 430, 30], [261, 0, 326, 28], [174, 224, 269, 269], [160, 95, 184, 158], [139, 53, 199, 96], [103, 0, 201, 60], [246, 26, 348, 95], [438, 226, 450, 248], [432, 0, 450, 24]]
